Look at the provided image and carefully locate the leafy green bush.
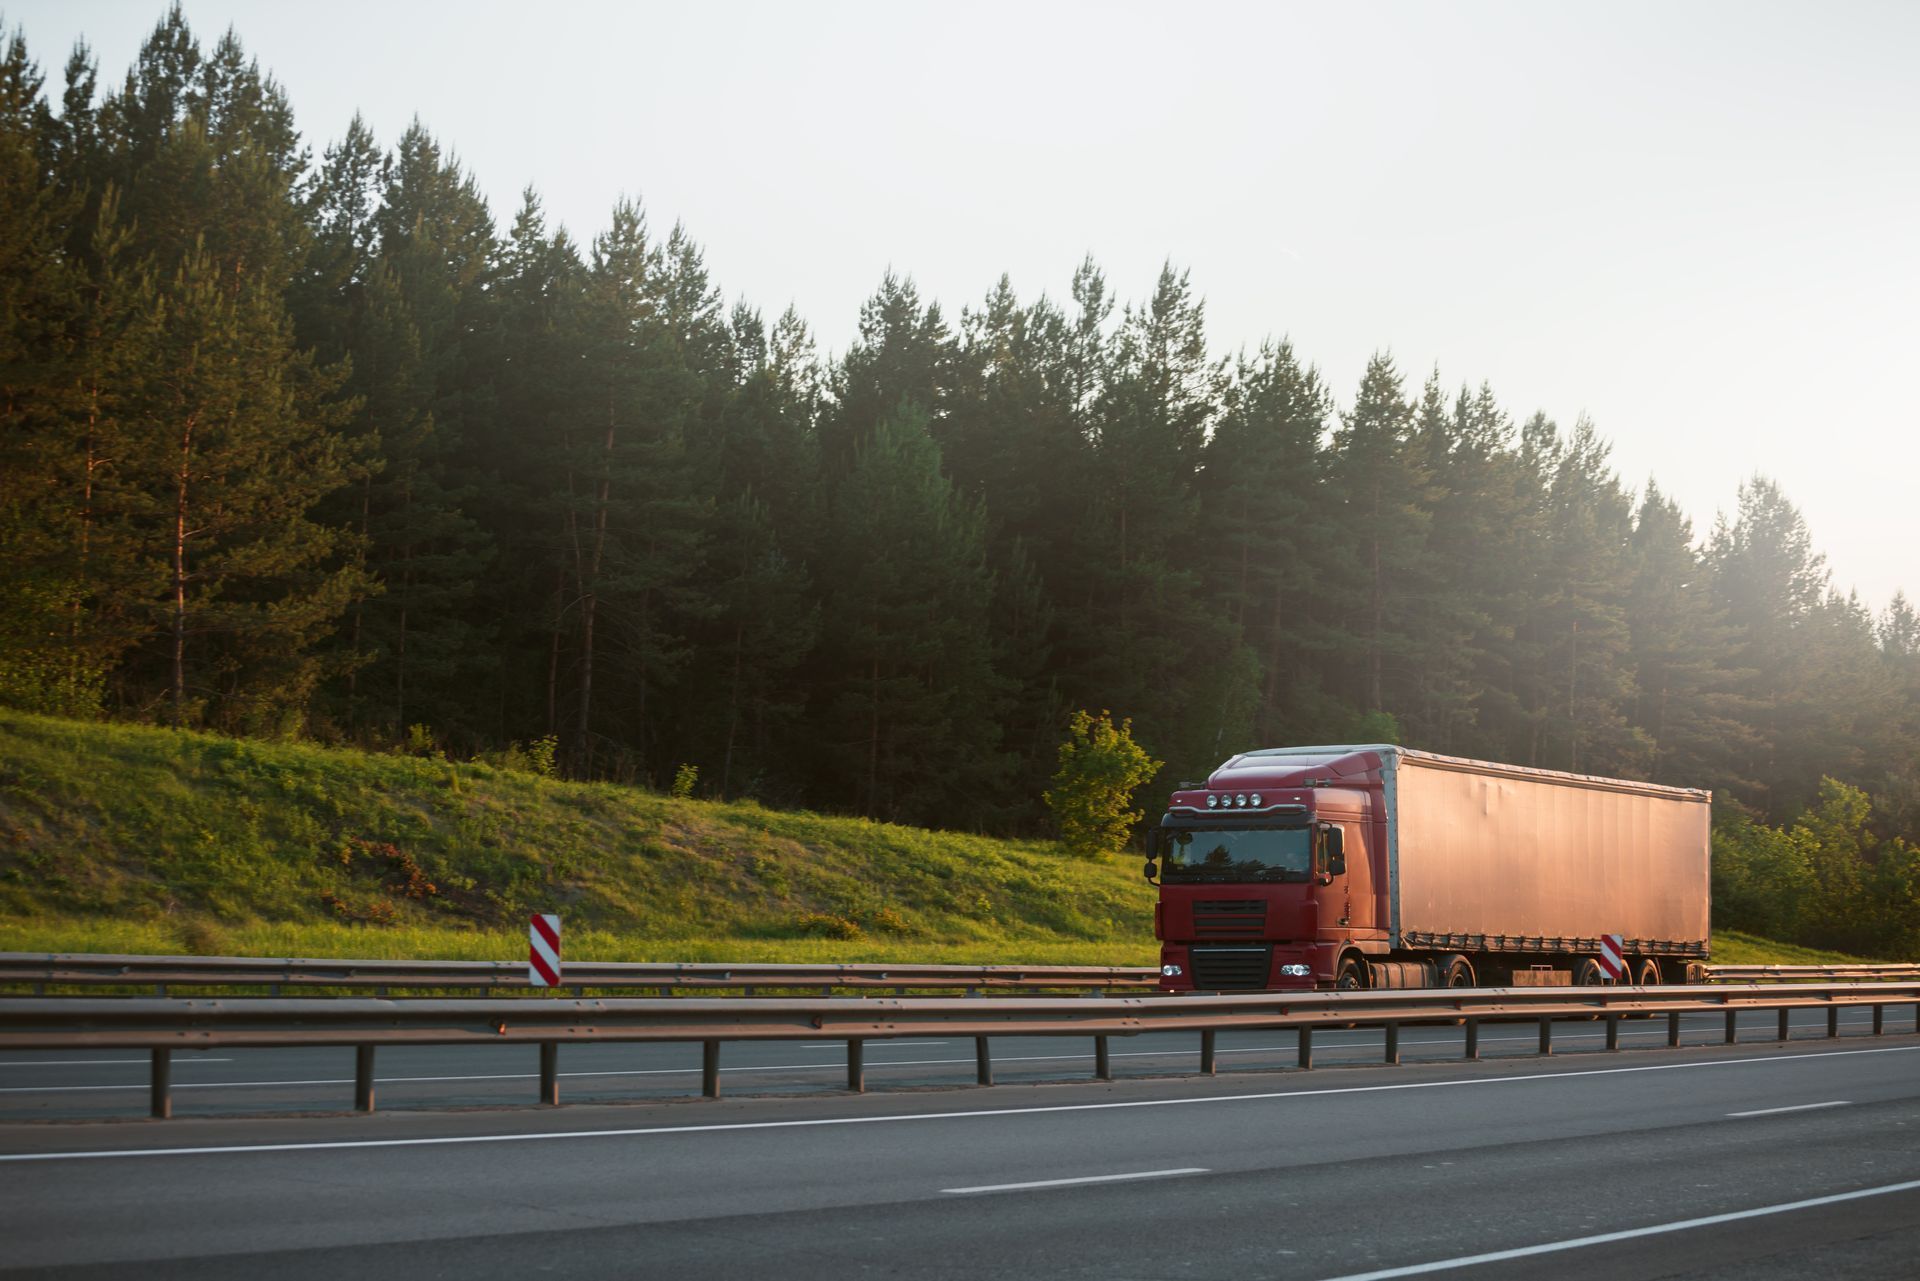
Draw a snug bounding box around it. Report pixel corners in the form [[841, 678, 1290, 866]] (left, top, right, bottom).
[[1713, 778, 1920, 959], [1044, 710, 1163, 858]]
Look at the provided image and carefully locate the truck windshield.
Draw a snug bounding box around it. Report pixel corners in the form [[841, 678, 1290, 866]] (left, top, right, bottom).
[[1162, 827, 1313, 882]]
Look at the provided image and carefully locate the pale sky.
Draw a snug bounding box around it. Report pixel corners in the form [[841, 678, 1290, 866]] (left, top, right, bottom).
[[11, 1, 1918, 611]]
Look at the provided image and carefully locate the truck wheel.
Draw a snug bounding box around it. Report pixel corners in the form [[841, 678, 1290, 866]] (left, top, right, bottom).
[[1439, 954, 1475, 988], [1573, 958, 1607, 986], [1336, 957, 1367, 991], [1634, 958, 1663, 986]]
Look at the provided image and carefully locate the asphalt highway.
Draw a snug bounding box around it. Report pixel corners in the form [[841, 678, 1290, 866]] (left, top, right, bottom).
[[2, 1009, 1918, 1278]]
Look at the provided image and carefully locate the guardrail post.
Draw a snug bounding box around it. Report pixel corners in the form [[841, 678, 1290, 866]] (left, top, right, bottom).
[[702, 1041, 720, 1098], [847, 1039, 865, 1093], [975, 1036, 992, 1086], [1094, 1036, 1111, 1081], [1200, 1029, 1216, 1076], [355, 1045, 376, 1113], [1724, 1010, 1738, 1044], [1777, 1008, 1790, 1042], [1464, 1018, 1479, 1060], [1827, 1007, 1839, 1038], [1913, 1002, 1919, 1035], [1298, 1027, 1313, 1070], [1606, 1013, 1620, 1051], [1667, 1011, 1681, 1047], [150, 1048, 171, 1119], [1384, 1023, 1400, 1065], [539, 1042, 558, 1105], [1873, 1005, 1884, 1036], [1538, 1017, 1552, 1056]]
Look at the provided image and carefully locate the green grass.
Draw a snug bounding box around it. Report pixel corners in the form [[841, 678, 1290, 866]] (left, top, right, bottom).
[[1706, 930, 1875, 967], [0, 708, 1156, 963], [0, 709, 1855, 970]]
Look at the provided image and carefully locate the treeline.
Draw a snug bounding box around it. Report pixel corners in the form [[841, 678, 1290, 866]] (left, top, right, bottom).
[[3, 13, 1917, 841]]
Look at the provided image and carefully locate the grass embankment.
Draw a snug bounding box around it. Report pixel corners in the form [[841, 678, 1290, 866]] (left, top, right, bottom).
[[1704, 931, 1874, 967], [0, 710, 1868, 968], [0, 709, 1156, 964]]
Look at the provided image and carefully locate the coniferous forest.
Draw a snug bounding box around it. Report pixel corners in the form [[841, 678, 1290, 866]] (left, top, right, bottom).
[[4, 13, 1918, 864]]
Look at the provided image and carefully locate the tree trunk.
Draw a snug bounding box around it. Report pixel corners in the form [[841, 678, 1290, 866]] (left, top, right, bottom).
[[170, 413, 198, 725]]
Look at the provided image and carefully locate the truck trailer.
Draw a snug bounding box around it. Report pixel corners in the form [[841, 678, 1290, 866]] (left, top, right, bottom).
[[1146, 744, 1710, 991]]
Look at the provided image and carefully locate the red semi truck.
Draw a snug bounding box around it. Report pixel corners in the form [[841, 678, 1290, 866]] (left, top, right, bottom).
[[1146, 745, 1711, 991]]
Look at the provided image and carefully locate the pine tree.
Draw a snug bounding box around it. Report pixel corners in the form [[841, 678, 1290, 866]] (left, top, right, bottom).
[[1708, 477, 1834, 817], [1623, 483, 1748, 788], [122, 241, 367, 729], [1197, 339, 1331, 744], [817, 404, 1011, 825], [1322, 353, 1432, 721]]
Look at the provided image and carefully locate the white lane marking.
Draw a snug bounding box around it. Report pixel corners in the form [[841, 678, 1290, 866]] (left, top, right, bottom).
[[1727, 1100, 1851, 1118], [1314, 1176, 1920, 1281], [944, 1167, 1206, 1194], [2, 1042, 1912, 1163], [0, 1015, 1893, 1094], [0, 1059, 231, 1068], [801, 1041, 950, 1049]]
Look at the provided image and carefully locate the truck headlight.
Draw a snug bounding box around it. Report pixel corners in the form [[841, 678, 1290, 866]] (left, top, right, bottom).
[[1161, 964, 1184, 977], [1280, 964, 1311, 977]]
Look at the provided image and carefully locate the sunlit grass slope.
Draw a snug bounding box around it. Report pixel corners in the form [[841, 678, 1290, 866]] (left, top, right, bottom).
[[0, 710, 1860, 968], [0, 709, 1155, 964]]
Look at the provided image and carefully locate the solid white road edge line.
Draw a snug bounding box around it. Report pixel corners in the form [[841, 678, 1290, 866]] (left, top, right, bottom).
[[0, 1042, 1912, 1163], [944, 1167, 1207, 1194], [3, 1016, 1878, 1095], [1726, 1100, 1851, 1118], [1312, 1176, 1920, 1281]]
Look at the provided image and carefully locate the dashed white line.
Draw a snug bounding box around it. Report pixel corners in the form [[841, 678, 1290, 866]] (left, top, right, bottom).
[[944, 1167, 1207, 1194], [1727, 1100, 1850, 1118], [1314, 1177, 1920, 1280]]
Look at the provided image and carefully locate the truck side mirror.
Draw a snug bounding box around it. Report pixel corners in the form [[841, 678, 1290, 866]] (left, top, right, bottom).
[[1142, 859, 1158, 882], [1325, 825, 1346, 876]]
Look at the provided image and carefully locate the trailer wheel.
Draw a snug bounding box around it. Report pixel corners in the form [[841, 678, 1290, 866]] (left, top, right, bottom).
[[1634, 958, 1662, 987], [1439, 954, 1476, 988], [1335, 956, 1368, 991], [1573, 957, 1607, 986]]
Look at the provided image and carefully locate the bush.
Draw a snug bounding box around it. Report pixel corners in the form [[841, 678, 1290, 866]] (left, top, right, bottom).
[[795, 912, 863, 939], [671, 763, 699, 799], [1044, 709, 1163, 858]]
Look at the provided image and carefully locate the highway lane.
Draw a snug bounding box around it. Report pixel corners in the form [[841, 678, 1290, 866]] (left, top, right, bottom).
[[0, 1004, 1909, 1120], [1, 1031, 1918, 1277]]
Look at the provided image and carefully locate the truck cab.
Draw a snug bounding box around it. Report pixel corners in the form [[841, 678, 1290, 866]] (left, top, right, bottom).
[[1149, 748, 1386, 991]]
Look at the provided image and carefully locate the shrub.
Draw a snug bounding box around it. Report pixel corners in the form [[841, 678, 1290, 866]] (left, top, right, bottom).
[[1044, 709, 1162, 858], [795, 912, 863, 939], [671, 763, 699, 799]]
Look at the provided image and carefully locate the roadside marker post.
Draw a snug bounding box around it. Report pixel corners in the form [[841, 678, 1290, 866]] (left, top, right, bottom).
[[1598, 933, 1626, 983], [529, 914, 561, 988]]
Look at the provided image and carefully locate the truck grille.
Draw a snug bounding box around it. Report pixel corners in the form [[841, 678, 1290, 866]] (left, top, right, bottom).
[[1192, 899, 1266, 937], [1189, 946, 1272, 991]]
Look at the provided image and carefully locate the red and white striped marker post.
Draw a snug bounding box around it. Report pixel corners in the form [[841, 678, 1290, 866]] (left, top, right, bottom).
[[1597, 933, 1626, 982], [529, 914, 561, 987]]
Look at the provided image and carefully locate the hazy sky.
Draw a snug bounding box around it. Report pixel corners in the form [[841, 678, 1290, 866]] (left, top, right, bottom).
[[11, 1, 1918, 610]]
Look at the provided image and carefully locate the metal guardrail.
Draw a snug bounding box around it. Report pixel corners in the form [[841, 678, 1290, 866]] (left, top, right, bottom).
[[6, 953, 1915, 998], [4, 952, 1914, 997], [1700, 964, 1920, 983], [3, 981, 1916, 1119], [0, 952, 1161, 996]]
